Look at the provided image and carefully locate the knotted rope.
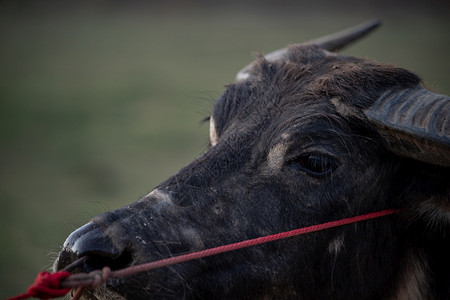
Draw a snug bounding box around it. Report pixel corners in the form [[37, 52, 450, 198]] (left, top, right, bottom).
[[7, 208, 400, 300]]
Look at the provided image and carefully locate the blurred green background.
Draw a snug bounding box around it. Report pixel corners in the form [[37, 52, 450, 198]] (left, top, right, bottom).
[[1, 1, 448, 297]]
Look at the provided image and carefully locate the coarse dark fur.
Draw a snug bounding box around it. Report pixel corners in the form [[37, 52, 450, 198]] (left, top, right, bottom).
[[54, 44, 449, 299]]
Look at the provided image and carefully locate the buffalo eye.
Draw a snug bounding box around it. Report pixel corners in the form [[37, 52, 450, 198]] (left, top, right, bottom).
[[287, 153, 338, 176]]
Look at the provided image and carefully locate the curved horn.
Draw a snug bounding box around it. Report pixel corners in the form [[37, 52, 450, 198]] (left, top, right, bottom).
[[310, 19, 381, 51], [365, 87, 450, 167], [236, 20, 381, 82]]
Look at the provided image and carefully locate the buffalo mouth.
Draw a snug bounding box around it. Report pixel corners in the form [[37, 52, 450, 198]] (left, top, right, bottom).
[[55, 251, 136, 299], [59, 254, 199, 299], [73, 284, 126, 300]]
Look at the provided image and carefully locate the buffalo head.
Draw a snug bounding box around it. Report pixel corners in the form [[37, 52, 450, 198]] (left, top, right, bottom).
[[54, 20, 449, 299]]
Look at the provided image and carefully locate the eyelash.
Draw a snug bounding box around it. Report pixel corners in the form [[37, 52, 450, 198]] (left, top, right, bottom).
[[286, 153, 338, 176]]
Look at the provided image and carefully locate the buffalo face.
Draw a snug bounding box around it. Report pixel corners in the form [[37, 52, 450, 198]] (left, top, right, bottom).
[[54, 22, 449, 299]]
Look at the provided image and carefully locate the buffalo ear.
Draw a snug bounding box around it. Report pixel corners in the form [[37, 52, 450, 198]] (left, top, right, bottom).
[[363, 87, 450, 167], [411, 184, 449, 234]]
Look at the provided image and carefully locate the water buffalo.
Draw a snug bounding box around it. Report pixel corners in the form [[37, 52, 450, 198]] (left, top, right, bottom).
[[54, 20, 449, 299]]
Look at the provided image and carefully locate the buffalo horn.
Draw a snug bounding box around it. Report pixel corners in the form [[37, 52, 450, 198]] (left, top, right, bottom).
[[309, 19, 381, 51], [236, 20, 381, 81], [365, 87, 450, 167]]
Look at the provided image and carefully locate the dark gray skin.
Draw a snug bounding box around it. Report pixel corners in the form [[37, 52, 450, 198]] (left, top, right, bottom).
[[54, 24, 449, 299]]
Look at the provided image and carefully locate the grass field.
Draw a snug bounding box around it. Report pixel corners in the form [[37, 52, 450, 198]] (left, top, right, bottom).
[[1, 2, 448, 297]]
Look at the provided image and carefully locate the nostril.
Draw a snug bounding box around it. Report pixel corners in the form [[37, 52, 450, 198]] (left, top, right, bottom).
[[68, 223, 121, 259], [55, 221, 134, 273], [82, 249, 134, 273]]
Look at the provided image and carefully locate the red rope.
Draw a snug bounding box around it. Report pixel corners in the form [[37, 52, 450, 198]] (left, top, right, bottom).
[[112, 208, 400, 277], [7, 208, 399, 300], [7, 271, 71, 300]]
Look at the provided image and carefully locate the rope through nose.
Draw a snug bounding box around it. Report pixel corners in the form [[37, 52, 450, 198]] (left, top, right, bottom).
[[7, 208, 400, 300], [69, 267, 111, 300]]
